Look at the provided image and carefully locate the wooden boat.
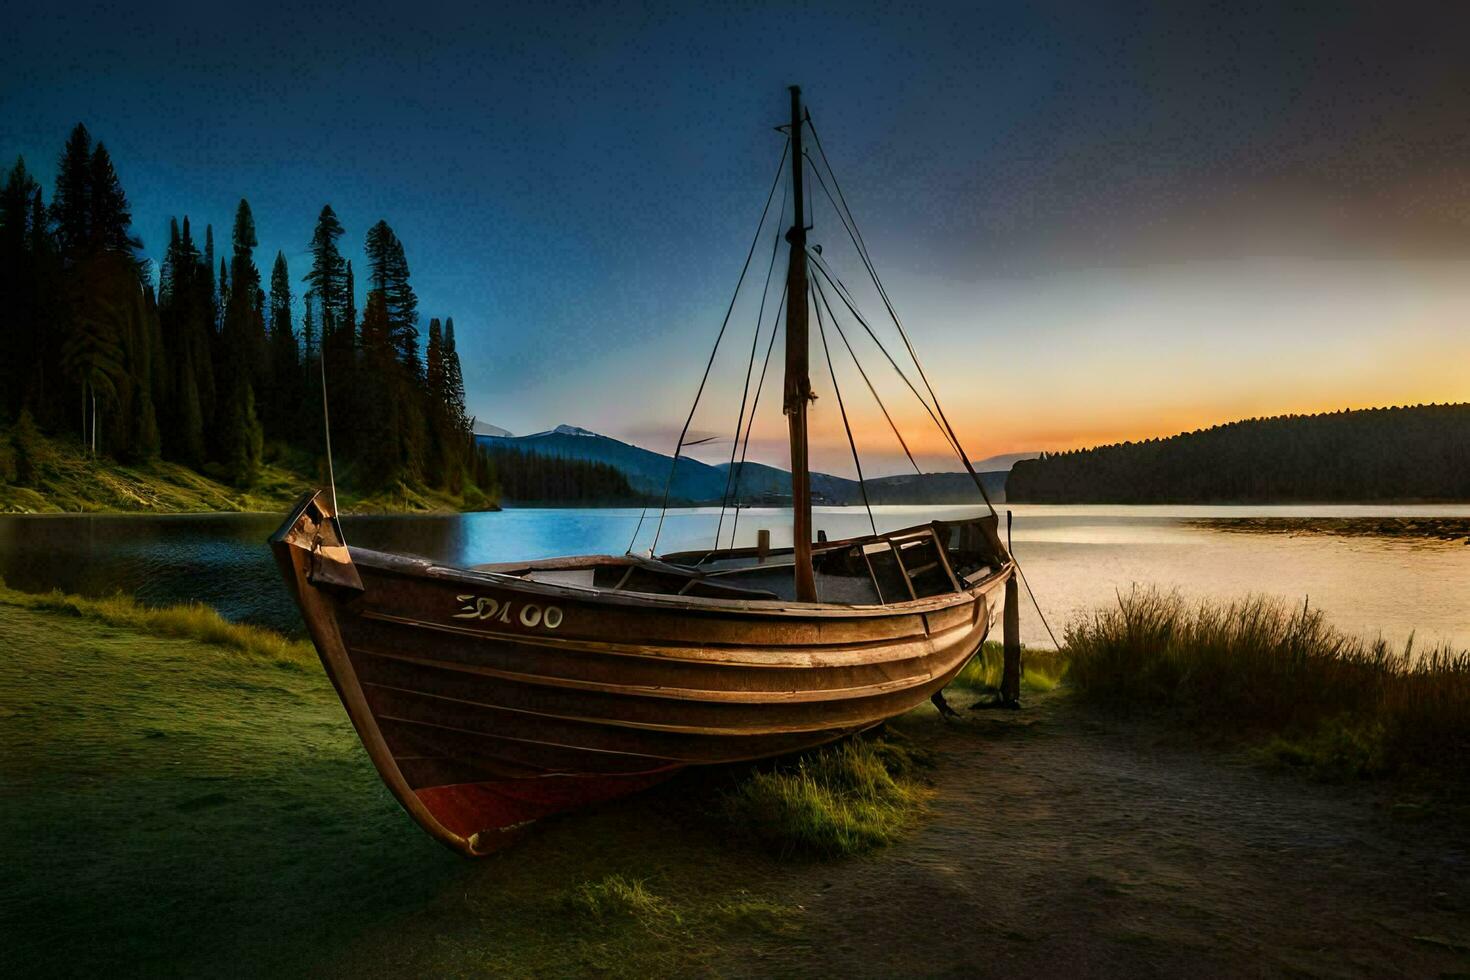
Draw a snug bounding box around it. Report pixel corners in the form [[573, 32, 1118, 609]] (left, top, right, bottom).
[[271, 88, 1019, 856]]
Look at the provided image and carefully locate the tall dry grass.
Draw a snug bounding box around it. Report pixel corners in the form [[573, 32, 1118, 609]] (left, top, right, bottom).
[[0, 577, 314, 668], [1065, 588, 1470, 779]]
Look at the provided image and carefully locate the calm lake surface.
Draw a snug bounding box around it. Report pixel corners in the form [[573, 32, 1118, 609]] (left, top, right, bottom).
[[1, 504, 1467, 650]]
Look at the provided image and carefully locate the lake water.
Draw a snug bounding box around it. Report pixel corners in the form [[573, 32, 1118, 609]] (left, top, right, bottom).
[[0, 504, 1466, 650]]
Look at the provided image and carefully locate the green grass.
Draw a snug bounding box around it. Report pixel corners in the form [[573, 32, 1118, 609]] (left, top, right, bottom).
[[1064, 587, 1470, 782], [563, 874, 681, 925], [720, 733, 932, 858], [0, 429, 496, 515], [950, 640, 1068, 694], [0, 592, 810, 977], [0, 577, 314, 668]]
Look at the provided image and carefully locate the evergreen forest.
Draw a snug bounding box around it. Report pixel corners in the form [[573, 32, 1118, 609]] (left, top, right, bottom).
[[1006, 404, 1470, 503], [0, 124, 621, 508]]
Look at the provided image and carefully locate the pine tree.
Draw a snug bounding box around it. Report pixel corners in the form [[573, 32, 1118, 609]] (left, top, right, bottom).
[[386, 235, 419, 371], [87, 142, 143, 275], [222, 383, 264, 486], [217, 257, 228, 332], [365, 220, 393, 292], [158, 214, 215, 462], [176, 352, 205, 465], [225, 200, 260, 330], [0, 157, 37, 264], [444, 317, 466, 429], [46, 126, 149, 453], [357, 289, 400, 481], [365, 220, 420, 373], [203, 223, 215, 308], [50, 124, 92, 263], [61, 253, 130, 453], [420, 318, 446, 485], [217, 199, 265, 477], [425, 318, 445, 404], [305, 205, 348, 350], [266, 251, 299, 440], [142, 284, 167, 458], [344, 260, 357, 346], [268, 252, 293, 336], [159, 217, 181, 305], [359, 286, 391, 360], [302, 291, 317, 364], [22, 183, 58, 426], [0, 158, 42, 418]]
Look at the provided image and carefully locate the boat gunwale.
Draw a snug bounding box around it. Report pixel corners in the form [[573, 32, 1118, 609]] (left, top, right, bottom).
[[352, 602, 993, 662], [352, 544, 1013, 619]]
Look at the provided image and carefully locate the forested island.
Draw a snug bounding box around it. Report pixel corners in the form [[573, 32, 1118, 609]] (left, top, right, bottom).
[[1006, 403, 1470, 503], [0, 124, 619, 512]]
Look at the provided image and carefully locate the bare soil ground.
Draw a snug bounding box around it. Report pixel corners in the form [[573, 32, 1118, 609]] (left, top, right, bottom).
[[722, 692, 1470, 978]]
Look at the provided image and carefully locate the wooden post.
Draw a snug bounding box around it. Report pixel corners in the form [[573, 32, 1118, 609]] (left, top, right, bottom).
[[1001, 571, 1021, 706], [756, 529, 770, 564]]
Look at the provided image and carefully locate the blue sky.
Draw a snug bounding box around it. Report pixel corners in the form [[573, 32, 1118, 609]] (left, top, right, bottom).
[[5, 1, 1468, 475]]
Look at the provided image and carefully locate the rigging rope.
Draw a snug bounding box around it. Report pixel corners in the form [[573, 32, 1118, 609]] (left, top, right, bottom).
[[809, 271, 922, 475], [807, 254, 964, 461], [812, 282, 877, 535], [725, 286, 787, 551], [1017, 560, 1062, 651], [802, 178, 958, 459], [805, 123, 998, 518], [811, 117, 1070, 650], [627, 137, 790, 556], [707, 171, 790, 557]]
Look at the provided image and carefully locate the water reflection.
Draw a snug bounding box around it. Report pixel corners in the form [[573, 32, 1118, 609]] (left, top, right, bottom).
[[0, 504, 1466, 649]]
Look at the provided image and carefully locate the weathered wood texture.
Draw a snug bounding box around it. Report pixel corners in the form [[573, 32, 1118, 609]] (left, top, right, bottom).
[[1002, 572, 1021, 704], [272, 490, 1012, 856]]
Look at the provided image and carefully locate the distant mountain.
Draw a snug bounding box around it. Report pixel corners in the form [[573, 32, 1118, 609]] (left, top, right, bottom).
[[971, 451, 1040, 472], [864, 471, 1008, 505], [477, 426, 729, 501], [1006, 403, 1470, 503], [477, 425, 1008, 506], [471, 419, 513, 438]]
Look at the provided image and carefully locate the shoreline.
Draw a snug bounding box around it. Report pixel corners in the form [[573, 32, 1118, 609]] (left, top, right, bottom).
[[1190, 516, 1470, 543]]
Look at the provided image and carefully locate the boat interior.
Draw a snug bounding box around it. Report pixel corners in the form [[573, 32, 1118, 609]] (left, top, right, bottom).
[[470, 515, 1007, 605]]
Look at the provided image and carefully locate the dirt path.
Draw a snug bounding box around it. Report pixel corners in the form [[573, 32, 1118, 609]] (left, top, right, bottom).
[[726, 694, 1470, 978]]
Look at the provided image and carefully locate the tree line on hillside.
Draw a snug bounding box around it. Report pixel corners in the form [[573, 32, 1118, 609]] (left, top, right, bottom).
[[476, 445, 643, 504], [0, 123, 476, 495], [1006, 404, 1470, 503]]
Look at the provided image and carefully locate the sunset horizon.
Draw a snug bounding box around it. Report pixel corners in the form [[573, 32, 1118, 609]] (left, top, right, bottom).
[[7, 3, 1467, 479]]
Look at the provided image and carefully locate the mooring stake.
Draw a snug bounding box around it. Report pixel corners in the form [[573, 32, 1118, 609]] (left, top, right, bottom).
[[1000, 510, 1022, 708]]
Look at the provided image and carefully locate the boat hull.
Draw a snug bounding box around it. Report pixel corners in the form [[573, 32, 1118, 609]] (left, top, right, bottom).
[[272, 492, 1010, 855]]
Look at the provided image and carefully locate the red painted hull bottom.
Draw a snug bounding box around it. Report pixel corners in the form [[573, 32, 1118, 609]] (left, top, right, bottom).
[[415, 768, 684, 839]]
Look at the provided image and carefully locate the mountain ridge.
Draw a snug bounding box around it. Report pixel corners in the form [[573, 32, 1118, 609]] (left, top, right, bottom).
[[475, 425, 1006, 505]]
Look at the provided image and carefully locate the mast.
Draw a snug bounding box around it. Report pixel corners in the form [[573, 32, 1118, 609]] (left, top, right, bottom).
[[783, 85, 818, 602]]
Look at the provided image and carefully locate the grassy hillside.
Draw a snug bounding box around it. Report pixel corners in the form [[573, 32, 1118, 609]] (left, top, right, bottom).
[[0, 432, 495, 515]]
